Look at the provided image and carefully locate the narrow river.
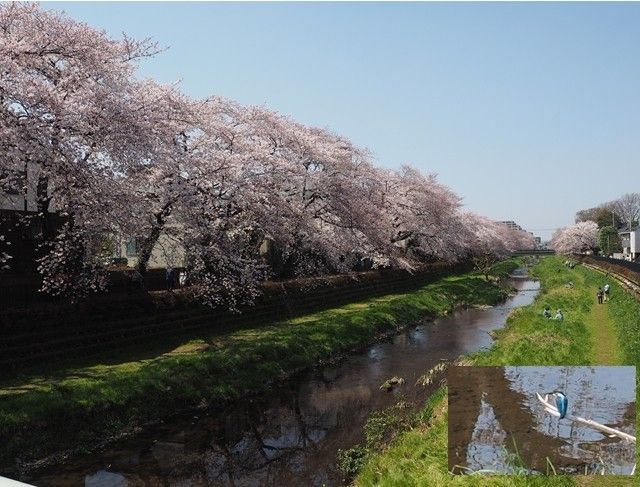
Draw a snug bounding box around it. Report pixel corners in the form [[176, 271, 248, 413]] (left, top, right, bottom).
[[29, 277, 539, 487]]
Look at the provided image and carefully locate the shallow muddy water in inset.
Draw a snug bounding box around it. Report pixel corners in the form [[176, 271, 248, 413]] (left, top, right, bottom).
[[448, 366, 636, 475], [28, 278, 539, 487]]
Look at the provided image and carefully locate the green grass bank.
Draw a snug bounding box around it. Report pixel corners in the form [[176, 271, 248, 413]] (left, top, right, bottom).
[[0, 263, 516, 474], [354, 257, 639, 487], [472, 256, 626, 366]]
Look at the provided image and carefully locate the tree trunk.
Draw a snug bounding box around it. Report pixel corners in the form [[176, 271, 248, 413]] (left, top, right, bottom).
[[137, 202, 173, 274], [137, 224, 163, 274]]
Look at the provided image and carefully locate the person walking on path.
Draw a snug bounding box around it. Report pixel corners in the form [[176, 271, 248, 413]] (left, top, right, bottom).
[[597, 288, 604, 305], [603, 283, 611, 302]]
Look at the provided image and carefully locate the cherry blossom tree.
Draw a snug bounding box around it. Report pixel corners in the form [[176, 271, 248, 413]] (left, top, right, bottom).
[[461, 214, 510, 279], [235, 106, 393, 277], [380, 166, 467, 266], [460, 215, 535, 279], [0, 2, 160, 218], [1, 3, 538, 309], [164, 98, 277, 308], [550, 221, 599, 255], [115, 84, 201, 275], [502, 227, 536, 252], [0, 3, 189, 299]]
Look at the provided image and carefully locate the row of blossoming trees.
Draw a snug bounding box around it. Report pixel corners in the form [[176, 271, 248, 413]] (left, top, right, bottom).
[[0, 4, 534, 308], [551, 193, 640, 256], [550, 222, 599, 255]]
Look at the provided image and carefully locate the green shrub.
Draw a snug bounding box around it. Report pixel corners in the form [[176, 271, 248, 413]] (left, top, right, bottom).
[[337, 445, 369, 479]]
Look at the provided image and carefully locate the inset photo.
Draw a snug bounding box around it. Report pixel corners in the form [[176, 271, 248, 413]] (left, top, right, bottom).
[[448, 366, 636, 475]]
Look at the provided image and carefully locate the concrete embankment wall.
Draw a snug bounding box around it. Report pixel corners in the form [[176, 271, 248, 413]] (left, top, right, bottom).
[[0, 262, 471, 368]]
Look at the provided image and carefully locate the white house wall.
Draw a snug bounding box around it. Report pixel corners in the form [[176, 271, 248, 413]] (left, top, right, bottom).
[[619, 230, 640, 261], [114, 233, 186, 269]]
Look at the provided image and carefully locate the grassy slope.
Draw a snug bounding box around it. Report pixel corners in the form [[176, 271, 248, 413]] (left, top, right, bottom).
[[0, 268, 512, 472], [356, 257, 638, 487], [604, 271, 640, 368], [473, 257, 625, 366]]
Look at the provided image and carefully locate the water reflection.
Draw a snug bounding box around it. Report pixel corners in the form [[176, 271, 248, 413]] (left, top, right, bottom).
[[450, 366, 636, 475], [466, 397, 510, 473], [29, 279, 539, 487]]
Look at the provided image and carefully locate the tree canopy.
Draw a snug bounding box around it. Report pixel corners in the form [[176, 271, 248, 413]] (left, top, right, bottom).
[[0, 3, 535, 307]]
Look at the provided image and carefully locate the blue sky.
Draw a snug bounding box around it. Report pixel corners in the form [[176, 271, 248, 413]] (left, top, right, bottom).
[[50, 2, 640, 240]]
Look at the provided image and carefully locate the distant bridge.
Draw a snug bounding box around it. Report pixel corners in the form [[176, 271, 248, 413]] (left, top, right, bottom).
[[511, 249, 556, 256]]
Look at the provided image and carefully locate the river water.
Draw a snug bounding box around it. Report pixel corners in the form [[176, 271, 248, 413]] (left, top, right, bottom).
[[28, 277, 539, 487]]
